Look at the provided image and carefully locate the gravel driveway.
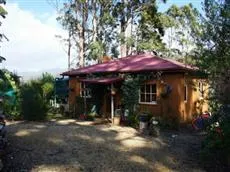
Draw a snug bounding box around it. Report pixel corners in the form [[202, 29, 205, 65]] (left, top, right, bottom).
[[2, 119, 204, 172]]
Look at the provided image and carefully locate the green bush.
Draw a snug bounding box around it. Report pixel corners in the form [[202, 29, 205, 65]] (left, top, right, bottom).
[[121, 76, 140, 115], [201, 113, 230, 167], [0, 69, 21, 119], [21, 81, 48, 121], [127, 112, 139, 128], [2, 97, 22, 120], [159, 114, 180, 130], [85, 113, 95, 121]]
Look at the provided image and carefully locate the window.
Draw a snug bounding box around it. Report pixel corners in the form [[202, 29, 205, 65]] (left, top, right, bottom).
[[139, 84, 157, 104], [198, 82, 204, 97], [80, 82, 91, 98], [184, 85, 188, 102]]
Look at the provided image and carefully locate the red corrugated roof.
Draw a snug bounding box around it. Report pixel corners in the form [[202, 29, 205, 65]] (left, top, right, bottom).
[[62, 53, 197, 76]]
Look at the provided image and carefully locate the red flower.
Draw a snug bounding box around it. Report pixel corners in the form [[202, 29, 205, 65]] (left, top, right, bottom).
[[215, 127, 223, 138], [79, 114, 86, 120]]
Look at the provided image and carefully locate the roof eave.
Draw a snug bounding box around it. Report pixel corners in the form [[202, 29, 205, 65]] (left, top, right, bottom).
[[62, 67, 197, 77]]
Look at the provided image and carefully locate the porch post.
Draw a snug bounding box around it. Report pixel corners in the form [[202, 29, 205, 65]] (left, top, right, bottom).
[[111, 83, 114, 123]]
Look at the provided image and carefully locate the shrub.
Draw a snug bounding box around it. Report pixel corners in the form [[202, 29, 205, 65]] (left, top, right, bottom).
[[2, 96, 22, 120], [121, 76, 140, 115], [85, 113, 95, 121], [0, 69, 21, 119], [20, 81, 48, 121], [201, 107, 230, 168], [127, 112, 139, 128], [159, 114, 180, 130]]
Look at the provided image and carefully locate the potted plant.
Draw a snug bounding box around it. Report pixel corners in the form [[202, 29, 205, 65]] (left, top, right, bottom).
[[161, 84, 172, 98]]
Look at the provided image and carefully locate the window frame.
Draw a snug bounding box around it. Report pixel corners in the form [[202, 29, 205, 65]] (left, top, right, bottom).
[[198, 82, 204, 98], [139, 83, 157, 105], [184, 84, 188, 102], [80, 82, 91, 98]]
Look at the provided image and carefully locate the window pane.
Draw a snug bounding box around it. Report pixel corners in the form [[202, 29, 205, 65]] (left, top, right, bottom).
[[152, 94, 157, 102], [146, 94, 151, 102], [184, 86, 187, 101], [80, 82, 91, 98], [140, 85, 145, 93], [146, 85, 150, 93], [152, 84, 156, 94], [87, 89, 91, 97], [199, 82, 204, 97], [140, 94, 145, 102], [139, 84, 157, 103]]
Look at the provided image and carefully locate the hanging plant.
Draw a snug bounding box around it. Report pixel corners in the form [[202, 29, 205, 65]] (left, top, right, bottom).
[[111, 87, 117, 95], [161, 84, 172, 98]]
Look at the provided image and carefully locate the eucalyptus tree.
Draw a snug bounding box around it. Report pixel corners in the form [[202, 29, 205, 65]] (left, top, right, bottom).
[[164, 3, 202, 62], [88, 0, 117, 62], [136, 1, 166, 54], [195, 0, 230, 105], [197, 0, 230, 166], [112, 0, 166, 57], [57, 0, 117, 67], [57, 0, 168, 67], [57, 0, 90, 67], [0, 0, 7, 62]]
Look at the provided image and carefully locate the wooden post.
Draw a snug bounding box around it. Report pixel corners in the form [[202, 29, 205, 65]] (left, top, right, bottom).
[[111, 83, 114, 123]]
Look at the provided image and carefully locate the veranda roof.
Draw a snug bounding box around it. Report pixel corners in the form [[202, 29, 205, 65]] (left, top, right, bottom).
[[79, 77, 123, 84], [62, 53, 197, 76]]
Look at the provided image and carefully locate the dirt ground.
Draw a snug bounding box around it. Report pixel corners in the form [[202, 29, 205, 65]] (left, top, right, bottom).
[[2, 119, 205, 172]]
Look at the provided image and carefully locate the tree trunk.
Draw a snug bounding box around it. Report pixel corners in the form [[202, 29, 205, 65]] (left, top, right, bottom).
[[75, 0, 87, 68], [120, 0, 127, 57], [67, 30, 71, 70], [92, 0, 97, 42], [79, 27, 84, 67], [126, 16, 132, 55]]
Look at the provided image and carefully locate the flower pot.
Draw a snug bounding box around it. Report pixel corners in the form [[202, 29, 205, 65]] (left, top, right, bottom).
[[113, 116, 120, 125]]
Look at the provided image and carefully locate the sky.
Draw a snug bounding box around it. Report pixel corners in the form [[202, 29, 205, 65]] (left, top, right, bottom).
[[0, 0, 204, 76]]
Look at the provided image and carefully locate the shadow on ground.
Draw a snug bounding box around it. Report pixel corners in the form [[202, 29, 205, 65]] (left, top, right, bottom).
[[2, 120, 204, 172]]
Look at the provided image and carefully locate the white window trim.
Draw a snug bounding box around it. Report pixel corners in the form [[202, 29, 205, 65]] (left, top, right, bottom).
[[80, 82, 91, 98], [139, 84, 157, 105], [139, 101, 158, 105]]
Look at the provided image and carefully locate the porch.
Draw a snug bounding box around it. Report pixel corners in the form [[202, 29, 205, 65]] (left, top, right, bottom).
[[79, 77, 123, 122]]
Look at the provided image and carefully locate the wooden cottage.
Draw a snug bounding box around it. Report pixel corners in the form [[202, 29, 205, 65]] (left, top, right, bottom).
[[62, 53, 209, 123]]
